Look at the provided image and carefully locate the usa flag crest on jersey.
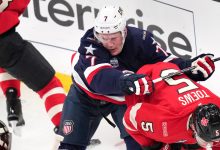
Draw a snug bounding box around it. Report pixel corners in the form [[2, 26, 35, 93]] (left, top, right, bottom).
[[63, 120, 74, 135]]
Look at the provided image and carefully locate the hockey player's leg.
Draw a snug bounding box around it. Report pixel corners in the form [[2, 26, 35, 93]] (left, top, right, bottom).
[[0, 29, 24, 69], [0, 120, 12, 150], [0, 31, 66, 127], [37, 76, 66, 126], [4, 40, 55, 92], [0, 68, 24, 136], [57, 85, 101, 150]]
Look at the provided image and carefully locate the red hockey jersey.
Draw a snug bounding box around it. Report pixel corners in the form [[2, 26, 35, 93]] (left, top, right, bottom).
[[0, 0, 30, 34], [124, 62, 220, 148]]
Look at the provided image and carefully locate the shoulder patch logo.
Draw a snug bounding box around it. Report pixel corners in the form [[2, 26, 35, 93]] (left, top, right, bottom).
[[0, 0, 13, 12], [63, 120, 74, 135]]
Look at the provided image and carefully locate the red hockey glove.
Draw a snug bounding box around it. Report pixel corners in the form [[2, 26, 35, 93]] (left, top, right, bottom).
[[191, 54, 215, 79], [120, 73, 154, 95]]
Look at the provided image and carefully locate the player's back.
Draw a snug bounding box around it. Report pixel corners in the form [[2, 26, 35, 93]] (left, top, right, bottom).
[[135, 62, 220, 114]]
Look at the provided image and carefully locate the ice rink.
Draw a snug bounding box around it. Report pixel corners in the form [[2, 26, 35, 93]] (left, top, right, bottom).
[[0, 84, 126, 150]]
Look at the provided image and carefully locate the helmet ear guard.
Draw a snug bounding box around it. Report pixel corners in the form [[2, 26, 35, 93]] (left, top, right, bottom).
[[192, 103, 220, 142]]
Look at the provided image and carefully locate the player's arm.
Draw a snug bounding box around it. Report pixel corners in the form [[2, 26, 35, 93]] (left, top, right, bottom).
[[72, 36, 124, 95], [142, 32, 215, 81], [170, 54, 215, 81], [75, 56, 124, 95], [75, 49, 153, 96], [140, 31, 177, 64], [80, 63, 155, 96]]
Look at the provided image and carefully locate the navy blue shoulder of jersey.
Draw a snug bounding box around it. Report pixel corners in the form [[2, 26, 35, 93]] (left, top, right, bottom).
[[114, 26, 172, 72], [125, 27, 193, 71]]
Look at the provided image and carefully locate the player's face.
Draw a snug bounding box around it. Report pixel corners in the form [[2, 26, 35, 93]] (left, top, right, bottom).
[[97, 32, 124, 56]]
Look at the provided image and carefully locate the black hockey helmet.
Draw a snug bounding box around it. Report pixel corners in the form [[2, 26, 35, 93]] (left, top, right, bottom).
[[0, 120, 11, 150], [192, 103, 220, 142]]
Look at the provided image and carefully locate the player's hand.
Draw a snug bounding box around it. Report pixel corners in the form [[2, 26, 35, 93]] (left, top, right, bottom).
[[191, 54, 215, 79], [119, 73, 154, 95]]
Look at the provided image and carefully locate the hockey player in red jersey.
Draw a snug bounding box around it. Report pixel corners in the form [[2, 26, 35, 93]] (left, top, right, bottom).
[[0, 0, 66, 129], [123, 62, 220, 150]]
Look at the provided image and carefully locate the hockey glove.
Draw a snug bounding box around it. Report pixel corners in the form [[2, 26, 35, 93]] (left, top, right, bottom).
[[119, 73, 154, 95], [191, 54, 215, 80]]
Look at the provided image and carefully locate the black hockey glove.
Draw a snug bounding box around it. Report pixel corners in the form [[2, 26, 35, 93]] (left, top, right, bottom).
[[119, 73, 154, 95], [190, 53, 215, 81], [141, 142, 163, 150]]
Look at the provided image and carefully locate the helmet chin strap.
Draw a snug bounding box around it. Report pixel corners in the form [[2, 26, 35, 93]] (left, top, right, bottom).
[[93, 29, 101, 42], [118, 27, 127, 52]]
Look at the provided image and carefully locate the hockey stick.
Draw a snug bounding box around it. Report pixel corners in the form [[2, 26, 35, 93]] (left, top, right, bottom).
[[153, 57, 220, 83]]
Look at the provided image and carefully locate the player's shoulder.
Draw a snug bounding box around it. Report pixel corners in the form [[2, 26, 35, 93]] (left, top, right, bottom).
[[127, 26, 153, 41], [81, 28, 96, 42]]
